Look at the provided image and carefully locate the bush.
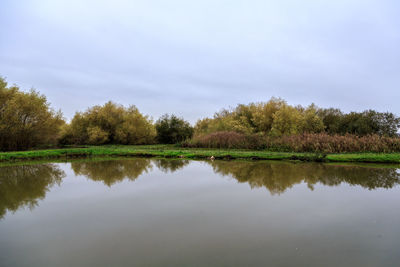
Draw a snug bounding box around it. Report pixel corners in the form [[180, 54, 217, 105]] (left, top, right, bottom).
[[265, 133, 400, 153], [61, 101, 156, 145], [0, 77, 65, 151], [183, 131, 265, 149], [183, 131, 400, 153], [155, 114, 193, 144]]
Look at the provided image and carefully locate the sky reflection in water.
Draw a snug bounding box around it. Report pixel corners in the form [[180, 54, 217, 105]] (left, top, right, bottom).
[[1, 159, 400, 267]]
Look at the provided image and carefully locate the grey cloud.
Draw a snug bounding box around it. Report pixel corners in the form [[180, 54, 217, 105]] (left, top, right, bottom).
[[1, 0, 399, 123]]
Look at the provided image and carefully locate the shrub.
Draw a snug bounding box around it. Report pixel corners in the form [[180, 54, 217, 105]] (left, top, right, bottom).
[[155, 114, 193, 144], [183, 131, 265, 149], [183, 132, 400, 153], [265, 133, 400, 153], [61, 101, 156, 145]]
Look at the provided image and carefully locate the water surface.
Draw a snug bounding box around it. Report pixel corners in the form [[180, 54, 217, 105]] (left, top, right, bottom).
[[1, 159, 400, 266]]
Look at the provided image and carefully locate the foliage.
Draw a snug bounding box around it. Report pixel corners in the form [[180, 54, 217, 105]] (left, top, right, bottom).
[[194, 98, 326, 136], [301, 104, 325, 133], [0, 77, 65, 151], [184, 131, 400, 153], [251, 97, 286, 133], [61, 101, 156, 145], [270, 105, 304, 136], [184, 131, 265, 149], [318, 109, 400, 137], [265, 133, 400, 153], [1, 75, 399, 151], [155, 114, 193, 144], [194, 97, 400, 137], [316, 108, 343, 134], [194, 98, 286, 135]]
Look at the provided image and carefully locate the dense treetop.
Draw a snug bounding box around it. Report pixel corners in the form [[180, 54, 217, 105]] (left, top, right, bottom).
[[0, 77, 64, 151], [60, 101, 156, 145], [194, 97, 400, 137], [155, 114, 193, 144]]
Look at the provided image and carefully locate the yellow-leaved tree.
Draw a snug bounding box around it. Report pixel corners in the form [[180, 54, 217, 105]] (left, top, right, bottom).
[[0, 77, 64, 151], [60, 101, 156, 145]]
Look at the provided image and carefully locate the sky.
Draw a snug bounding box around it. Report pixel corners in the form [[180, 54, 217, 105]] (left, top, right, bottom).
[[1, 0, 400, 123]]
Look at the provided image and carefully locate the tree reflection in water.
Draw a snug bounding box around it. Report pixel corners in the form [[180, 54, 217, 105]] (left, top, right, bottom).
[[0, 164, 65, 219], [71, 159, 153, 187], [70, 159, 189, 186], [207, 161, 400, 194], [154, 159, 190, 173], [1, 159, 399, 219]]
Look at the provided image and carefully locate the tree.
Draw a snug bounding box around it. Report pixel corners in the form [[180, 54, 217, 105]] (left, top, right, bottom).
[[252, 97, 286, 133], [62, 101, 156, 145], [0, 77, 64, 151], [376, 112, 400, 137], [301, 104, 325, 133], [155, 114, 193, 144], [317, 108, 343, 134], [270, 105, 303, 136]]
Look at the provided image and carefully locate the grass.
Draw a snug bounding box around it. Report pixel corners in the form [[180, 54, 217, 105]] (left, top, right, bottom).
[[0, 144, 400, 164]]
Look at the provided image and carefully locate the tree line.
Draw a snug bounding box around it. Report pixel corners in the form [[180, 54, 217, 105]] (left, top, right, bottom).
[[194, 97, 400, 137], [1, 77, 399, 151]]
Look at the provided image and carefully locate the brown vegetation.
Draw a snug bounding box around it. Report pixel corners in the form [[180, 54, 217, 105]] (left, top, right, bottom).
[[184, 132, 400, 153], [183, 131, 265, 149]]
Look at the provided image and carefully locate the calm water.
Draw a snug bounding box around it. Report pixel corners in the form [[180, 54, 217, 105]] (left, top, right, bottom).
[[1, 159, 400, 267]]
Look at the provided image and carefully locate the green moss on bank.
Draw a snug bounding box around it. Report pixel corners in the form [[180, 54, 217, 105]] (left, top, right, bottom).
[[0, 145, 400, 164]]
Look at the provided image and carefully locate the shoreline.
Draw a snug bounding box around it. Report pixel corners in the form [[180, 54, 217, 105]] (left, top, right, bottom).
[[1, 145, 400, 164]]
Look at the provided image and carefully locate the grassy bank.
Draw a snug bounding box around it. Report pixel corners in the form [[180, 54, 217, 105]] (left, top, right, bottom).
[[1, 145, 400, 164]]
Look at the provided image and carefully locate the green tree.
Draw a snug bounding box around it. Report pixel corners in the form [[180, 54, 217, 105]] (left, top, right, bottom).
[[318, 108, 400, 136], [317, 108, 344, 134], [0, 77, 64, 151], [376, 112, 400, 137], [155, 114, 193, 144]]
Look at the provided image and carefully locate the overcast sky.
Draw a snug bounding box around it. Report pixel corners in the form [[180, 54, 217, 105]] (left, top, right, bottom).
[[1, 0, 399, 123]]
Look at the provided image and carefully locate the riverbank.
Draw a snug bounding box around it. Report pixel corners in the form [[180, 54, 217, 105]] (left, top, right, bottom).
[[1, 145, 400, 164]]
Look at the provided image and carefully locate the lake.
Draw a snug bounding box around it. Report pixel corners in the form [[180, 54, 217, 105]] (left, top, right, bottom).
[[1, 158, 400, 266]]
